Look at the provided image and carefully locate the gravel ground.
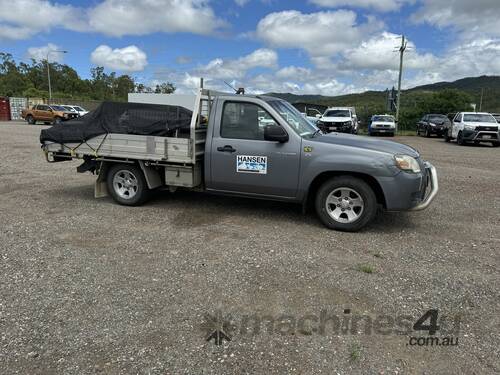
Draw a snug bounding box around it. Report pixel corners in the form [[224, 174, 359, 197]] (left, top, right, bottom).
[[0, 121, 499, 374]]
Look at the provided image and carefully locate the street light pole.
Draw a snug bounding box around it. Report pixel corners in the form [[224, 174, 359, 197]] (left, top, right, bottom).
[[46, 50, 67, 101]]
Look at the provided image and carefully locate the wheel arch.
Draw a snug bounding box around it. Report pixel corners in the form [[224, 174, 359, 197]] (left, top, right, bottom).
[[305, 171, 386, 210]]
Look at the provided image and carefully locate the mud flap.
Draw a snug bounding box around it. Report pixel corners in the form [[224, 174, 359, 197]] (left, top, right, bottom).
[[94, 162, 110, 198], [138, 161, 162, 189]]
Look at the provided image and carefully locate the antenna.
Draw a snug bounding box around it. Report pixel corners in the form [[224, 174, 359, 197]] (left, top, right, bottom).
[[223, 80, 238, 93], [223, 80, 245, 95]]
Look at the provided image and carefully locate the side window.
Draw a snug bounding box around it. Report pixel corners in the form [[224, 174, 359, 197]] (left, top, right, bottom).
[[454, 113, 462, 122], [221, 102, 277, 140], [38, 105, 48, 111]]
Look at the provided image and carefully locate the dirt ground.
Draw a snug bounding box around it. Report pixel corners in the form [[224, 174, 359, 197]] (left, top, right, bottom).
[[0, 122, 499, 374]]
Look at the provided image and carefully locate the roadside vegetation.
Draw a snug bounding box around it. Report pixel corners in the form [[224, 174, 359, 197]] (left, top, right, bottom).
[[0, 53, 175, 101]]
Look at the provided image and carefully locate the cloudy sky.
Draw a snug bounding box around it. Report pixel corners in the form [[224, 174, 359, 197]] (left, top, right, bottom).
[[1, 0, 500, 95]]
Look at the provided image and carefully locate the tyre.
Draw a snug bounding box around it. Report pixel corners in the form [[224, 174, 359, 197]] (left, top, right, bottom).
[[315, 176, 377, 232], [492, 142, 500, 148], [106, 164, 150, 206], [416, 127, 420, 136], [389, 132, 395, 137], [443, 130, 451, 142], [425, 128, 431, 138], [53, 117, 62, 125], [26, 115, 35, 125], [457, 131, 466, 146]]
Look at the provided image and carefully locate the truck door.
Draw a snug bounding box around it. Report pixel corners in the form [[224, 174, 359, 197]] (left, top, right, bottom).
[[37, 105, 51, 121], [208, 99, 301, 198]]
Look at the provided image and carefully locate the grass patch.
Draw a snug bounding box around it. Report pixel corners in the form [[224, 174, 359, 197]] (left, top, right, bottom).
[[357, 264, 374, 274], [349, 343, 362, 361]]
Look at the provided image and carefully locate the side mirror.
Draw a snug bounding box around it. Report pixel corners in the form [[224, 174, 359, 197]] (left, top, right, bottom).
[[264, 124, 289, 143]]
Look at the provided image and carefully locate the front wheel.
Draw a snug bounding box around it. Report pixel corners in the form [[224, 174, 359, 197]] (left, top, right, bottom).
[[492, 142, 500, 148], [315, 176, 378, 232], [107, 164, 150, 206], [457, 131, 466, 146], [443, 130, 451, 142], [425, 128, 431, 138], [26, 115, 35, 125]]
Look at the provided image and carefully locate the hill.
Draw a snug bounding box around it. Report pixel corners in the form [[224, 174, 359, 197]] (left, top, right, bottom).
[[268, 75, 500, 113]]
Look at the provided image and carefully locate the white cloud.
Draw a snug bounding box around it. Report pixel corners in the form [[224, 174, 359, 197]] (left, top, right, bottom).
[[412, 0, 500, 39], [0, 0, 87, 40], [196, 48, 278, 79], [0, 0, 224, 40], [90, 45, 148, 72], [276, 66, 312, 81], [256, 10, 383, 57], [339, 32, 436, 71], [310, 0, 411, 12], [88, 0, 225, 37], [27, 43, 65, 62]]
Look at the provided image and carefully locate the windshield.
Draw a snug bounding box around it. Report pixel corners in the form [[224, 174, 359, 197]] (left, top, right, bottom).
[[429, 115, 447, 122], [50, 105, 66, 111], [324, 110, 350, 118], [372, 115, 394, 122], [63, 106, 76, 112], [74, 106, 85, 111], [463, 114, 497, 123], [268, 100, 318, 138]]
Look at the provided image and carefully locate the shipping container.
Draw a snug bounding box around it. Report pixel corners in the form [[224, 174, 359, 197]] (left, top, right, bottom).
[[9, 97, 27, 121], [0, 97, 11, 121]]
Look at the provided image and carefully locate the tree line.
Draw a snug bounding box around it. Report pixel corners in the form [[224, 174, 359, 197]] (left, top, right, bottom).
[[0, 53, 175, 101]]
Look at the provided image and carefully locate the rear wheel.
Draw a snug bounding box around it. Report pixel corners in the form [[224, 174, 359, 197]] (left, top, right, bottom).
[[53, 117, 62, 125], [107, 164, 150, 206], [315, 176, 377, 232], [26, 115, 35, 125]]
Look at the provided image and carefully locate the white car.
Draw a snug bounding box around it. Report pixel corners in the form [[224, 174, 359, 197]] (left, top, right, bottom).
[[62, 105, 89, 117], [369, 115, 396, 137], [447, 112, 499, 147], [317, 107, 358, 134]]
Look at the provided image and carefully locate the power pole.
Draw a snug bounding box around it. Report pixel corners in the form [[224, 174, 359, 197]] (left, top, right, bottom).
[[395, 35, 407, 124], [479, 88, 484, 112]]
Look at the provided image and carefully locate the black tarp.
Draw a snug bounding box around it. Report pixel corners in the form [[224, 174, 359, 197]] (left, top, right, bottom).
[[40, 101, 193, 144]]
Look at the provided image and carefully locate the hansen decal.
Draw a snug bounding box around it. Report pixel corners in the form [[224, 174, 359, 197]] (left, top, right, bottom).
[[236, 155, 267, 174]]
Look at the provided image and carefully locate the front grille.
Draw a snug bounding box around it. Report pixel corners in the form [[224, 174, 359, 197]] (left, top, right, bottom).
[[476, 126, 498, 131]]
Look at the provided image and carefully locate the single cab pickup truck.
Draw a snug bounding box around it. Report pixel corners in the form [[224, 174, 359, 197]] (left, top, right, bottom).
[[41, 88, 438, 232]]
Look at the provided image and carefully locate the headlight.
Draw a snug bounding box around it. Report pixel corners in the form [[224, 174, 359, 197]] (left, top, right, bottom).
[[429, 122, 436, 127], [394, 155, 421, 173], [464, 124, 475, 131]]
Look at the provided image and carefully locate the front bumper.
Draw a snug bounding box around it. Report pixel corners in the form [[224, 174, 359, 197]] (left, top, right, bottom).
[[318, 123, 353, 133], [378, 161, 438, 211], [410, 162, 438, 211], [462, 130, 499, 142]]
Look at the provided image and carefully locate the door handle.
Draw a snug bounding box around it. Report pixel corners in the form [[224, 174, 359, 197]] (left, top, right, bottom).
[[217, 145, 236, 153]]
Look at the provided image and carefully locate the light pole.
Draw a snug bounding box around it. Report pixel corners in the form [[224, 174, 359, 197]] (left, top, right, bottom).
[[46, 50, 67, 101]]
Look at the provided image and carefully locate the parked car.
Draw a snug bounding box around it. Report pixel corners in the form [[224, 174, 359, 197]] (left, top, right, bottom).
[[368, 114, 396, 137], [65, 105, 89, 116], [317, 107, 358, 134], [417, 114, 450, 137], [446, 112, 499, 146], [21, 104, 79, 125]]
